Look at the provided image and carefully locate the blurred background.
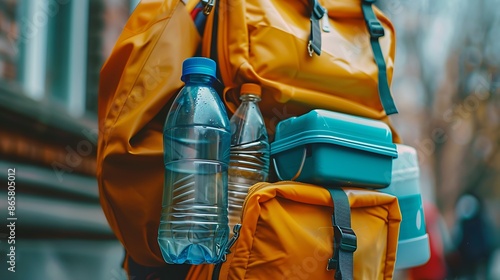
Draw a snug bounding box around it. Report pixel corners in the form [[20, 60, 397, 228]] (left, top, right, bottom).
[[377, 1, 500, 279], [0, 0, 140, 279], [0, 0, 499, 279]]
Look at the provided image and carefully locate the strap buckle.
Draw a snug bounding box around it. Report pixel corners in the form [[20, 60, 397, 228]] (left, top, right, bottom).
[[327, 257, 337, 271], [310, 0, 326, 19], [327, 225, 357, 270], [367, 20, 385, 38], [335, 225, 357, 252]]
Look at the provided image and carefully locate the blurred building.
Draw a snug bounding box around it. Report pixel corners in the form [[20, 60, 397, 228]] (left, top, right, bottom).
[[0, 0, 139, 279]]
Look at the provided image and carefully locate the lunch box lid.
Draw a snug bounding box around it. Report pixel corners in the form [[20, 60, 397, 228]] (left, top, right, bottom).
[[271, 110, 398, 158]]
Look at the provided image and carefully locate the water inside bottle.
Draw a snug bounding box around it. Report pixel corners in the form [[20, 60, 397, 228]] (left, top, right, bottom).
[[159, 126, 229, 264]]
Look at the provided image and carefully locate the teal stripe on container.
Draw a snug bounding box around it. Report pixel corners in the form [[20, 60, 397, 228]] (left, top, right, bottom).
[[398, 195, 426, 240]]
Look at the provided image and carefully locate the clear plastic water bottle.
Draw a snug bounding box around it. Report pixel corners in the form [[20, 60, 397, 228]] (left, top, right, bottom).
[[228, 83, 270, 232], [158, 57, 230, 265]]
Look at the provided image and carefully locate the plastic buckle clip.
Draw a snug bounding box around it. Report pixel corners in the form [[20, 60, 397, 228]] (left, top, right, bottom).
[[326, 225, 357, 271], [334, 225, 357, 253], [367, 20, 385, 38], [310, 0, 326, 19], [327, 257, 338, 271]]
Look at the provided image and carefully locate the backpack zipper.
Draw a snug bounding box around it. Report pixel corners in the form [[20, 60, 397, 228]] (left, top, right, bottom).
[[201, 0, 215, 15], [212, 224, 242, 280], [218, 1, 234, 97]]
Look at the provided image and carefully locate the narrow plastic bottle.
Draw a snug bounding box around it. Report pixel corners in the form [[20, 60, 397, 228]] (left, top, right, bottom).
[[158, 57, 230, 265], [228, 83, 270, 232]]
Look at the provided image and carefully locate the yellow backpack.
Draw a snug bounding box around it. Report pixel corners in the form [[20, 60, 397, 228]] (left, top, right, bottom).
[[97, 0, 403, 277], [186, 182, 401, 280]]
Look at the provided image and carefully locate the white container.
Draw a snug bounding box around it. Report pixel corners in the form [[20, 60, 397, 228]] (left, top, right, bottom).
[[379, 144, 430, 269]]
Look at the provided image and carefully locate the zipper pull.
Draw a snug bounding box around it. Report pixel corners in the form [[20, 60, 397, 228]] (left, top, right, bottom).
[[202, 0, 215, 15], [322, 9, 331, 33], [226, 224, 241, 252], [221, 224, 242, 262], [213, 224, 241, 280]]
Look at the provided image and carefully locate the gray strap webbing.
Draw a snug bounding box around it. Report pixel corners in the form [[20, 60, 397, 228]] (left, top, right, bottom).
[[327, 188, 356, 280], [361, 0, 398, 115]]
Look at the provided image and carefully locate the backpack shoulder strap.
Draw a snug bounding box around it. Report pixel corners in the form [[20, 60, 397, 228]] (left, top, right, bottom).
[[327, 188, 356, 280]]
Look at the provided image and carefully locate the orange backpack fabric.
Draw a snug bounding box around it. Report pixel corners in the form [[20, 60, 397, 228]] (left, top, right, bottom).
[[97, 0, 201, 267], [186, 182, 402, 279], [202, 0, 400, 142]]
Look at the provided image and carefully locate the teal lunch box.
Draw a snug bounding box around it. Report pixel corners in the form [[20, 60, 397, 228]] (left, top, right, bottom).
[[271, 109, 398, 188]]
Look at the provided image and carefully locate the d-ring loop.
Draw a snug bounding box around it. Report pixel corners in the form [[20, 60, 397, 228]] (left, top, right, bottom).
[[307, 41, 314, 57], [273, 147, 308, 181]]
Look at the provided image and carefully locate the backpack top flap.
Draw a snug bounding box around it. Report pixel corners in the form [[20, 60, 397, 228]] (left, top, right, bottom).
[[188, 182, 401, 279], [203, 0, 399, 140]]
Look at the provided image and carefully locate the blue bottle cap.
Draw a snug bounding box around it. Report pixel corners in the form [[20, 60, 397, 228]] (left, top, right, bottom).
[[181, 57, 217, 82]]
